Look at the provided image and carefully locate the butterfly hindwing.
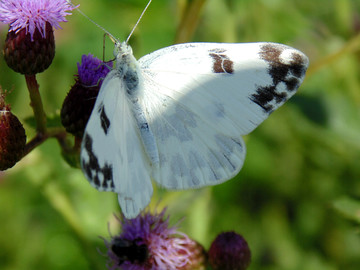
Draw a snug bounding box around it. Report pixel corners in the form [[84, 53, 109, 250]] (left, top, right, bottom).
[[138, 42, 308, 189], [139, 86, 246, 189], [81, 70, 153, 218]]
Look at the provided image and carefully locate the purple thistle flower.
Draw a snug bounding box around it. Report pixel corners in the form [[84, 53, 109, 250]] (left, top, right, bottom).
[[104, 209, 204, 270], [0, 0, 78, 41], [1, 0, 78, 74], [60, 54, 113, 139], [77, 54, 113, 87]]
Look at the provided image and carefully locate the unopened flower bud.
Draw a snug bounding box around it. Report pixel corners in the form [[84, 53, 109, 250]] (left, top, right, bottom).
[[0, 92, 26, 170], [3, 22, 55, 75], [208, 231, 251, 270]]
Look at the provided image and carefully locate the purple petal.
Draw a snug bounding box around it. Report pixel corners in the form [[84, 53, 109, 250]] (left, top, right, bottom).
[[0, 0, 78, 41]]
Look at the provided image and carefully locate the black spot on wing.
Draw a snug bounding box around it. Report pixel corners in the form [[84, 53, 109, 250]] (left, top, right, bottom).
[[81, 133, 115, 190], [251, 85, 287, 113], [98, 104, 111, 134], [102, 164, 114, 189], [289, 52, 308, 78], [251, 44, 308, 113], [209, 49, 234, 74]]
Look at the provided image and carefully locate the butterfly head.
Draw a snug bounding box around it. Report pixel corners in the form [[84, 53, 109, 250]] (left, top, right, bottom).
[[114, 42, 133, 61], [113, 41, 138, 70]]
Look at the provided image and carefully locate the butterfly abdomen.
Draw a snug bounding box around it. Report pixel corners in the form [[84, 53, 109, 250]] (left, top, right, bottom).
[[131, 100, 159, 166]]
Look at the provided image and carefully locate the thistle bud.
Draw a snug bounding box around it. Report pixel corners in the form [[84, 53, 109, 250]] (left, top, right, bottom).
[[0, 0, 78, 75], [3, 22, 55, 75], [0, 92, 26, 170], [208, 231, 251, 270], [61, 54, 112, 138]]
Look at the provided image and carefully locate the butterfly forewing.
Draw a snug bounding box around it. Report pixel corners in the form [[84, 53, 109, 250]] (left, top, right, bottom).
[[139, 42, 308, 135], [80, 70, 153, 218]]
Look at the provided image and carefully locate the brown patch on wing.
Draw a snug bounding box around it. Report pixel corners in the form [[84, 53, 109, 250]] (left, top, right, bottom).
[[250, 43, 308, 113], [209, 49, 234, 74]]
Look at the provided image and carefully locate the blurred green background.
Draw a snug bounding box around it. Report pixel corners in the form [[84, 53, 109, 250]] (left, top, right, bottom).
[[1, 0, 360, 269]]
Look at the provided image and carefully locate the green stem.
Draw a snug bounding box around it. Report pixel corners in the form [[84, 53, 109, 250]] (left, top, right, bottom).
[[307, 32, 360, 77], [23, 132, 47, 156], [25, 74, 47, 134], [22, 74, 79, 160], [174, 0, 207, 43], [23, 127, 68, 155]]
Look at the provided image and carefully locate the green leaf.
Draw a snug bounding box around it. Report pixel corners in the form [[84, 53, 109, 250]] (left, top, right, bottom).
[[24, 114, 62, 129], [333, 197, 360, 224], [61, 149, 81, 169]]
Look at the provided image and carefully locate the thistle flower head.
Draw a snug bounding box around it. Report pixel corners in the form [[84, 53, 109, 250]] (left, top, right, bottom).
[[77, 54, 113, 87], [0, 89, 26, 170], [0, 0, 77, 41], [1, 0, 78, 74], [208, 231, 251, 270], [61, 54, 112, 138], [104, 209, 205, 270]]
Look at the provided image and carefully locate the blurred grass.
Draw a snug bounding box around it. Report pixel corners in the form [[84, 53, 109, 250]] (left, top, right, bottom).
[[1, 0, 360, 269]]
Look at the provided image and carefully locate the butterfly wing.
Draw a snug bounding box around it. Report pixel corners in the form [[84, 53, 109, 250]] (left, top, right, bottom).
[[81, 70, 153, 218], [138, 42, 308, 189]]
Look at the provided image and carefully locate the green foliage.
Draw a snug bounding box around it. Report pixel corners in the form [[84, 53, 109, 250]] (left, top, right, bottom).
[[1, 0, 360, 269], [24, 115, 62, 129], [333, 197, 360, 224]]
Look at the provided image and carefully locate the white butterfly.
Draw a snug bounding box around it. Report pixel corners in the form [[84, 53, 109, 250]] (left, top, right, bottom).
[[80, 41, 309, 218]]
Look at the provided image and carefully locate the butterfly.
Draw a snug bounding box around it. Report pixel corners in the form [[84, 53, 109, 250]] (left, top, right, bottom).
[[80, 41, 309, 218]]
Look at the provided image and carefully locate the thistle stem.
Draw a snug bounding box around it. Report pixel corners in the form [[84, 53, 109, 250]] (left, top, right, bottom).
[[22, 74, 78, 164], [23, 127, 69, 156], [174, 0, 207, 43], [307, 32, 360, 77], [25, 74, 47, 134]]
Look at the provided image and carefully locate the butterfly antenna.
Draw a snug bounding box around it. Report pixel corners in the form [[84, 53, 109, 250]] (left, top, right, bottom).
[[125, 0, 153, 44], [66, 0, 119, 43]]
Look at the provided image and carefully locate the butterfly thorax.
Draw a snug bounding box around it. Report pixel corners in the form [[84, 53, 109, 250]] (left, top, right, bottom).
[[113, 42, 160, 167], [114, 42, 140, 96]]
